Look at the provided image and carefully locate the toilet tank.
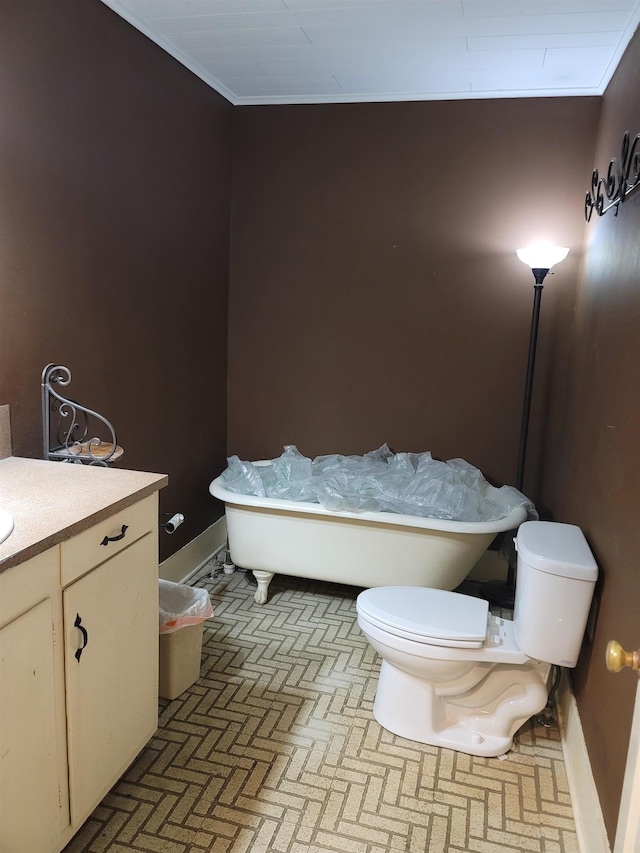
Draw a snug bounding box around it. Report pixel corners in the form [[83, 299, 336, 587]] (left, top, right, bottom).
[[513, 521, 598, 667]]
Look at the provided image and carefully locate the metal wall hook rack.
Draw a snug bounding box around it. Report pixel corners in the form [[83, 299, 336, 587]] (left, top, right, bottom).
[[41, 363, 124, 466], [585, 130, 640, 221]]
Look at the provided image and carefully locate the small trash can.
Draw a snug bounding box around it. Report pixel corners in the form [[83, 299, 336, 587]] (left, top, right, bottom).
[[158, 579, 214, 700]]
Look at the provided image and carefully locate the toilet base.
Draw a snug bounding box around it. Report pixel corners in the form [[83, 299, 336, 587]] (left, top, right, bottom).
[[373, 658, 549, 758]]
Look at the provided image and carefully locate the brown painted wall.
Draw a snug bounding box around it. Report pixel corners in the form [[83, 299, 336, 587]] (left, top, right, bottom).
[[3, 1, 634, 838], [229, 98, 600, 498], [0, 1, 232, 561], [539, 29, 640, 842], [226, 92, 638, 839]]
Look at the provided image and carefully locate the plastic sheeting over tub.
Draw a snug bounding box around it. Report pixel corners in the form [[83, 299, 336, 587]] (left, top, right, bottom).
[[210, 446, 532, 604]]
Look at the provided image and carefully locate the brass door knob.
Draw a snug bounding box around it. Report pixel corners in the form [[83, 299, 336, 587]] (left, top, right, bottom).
[[606, 640, 640, 673]]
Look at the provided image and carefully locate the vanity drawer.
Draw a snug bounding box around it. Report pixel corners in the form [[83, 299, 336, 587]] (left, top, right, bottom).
[[61, 495, 157, 586]]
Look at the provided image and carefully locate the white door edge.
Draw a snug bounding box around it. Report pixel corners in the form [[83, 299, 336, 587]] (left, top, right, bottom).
[[614, 677, 640, 853]]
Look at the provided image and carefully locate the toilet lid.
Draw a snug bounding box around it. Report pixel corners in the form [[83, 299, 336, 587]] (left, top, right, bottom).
[[356, 587, 489, 648]]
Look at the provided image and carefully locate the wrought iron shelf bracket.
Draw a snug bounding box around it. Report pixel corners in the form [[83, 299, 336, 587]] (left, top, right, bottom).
[[41, 364, 124, 466], [585, 130, 640, 221]]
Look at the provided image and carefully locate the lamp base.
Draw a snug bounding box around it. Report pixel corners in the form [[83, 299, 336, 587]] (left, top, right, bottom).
[[479, 534, 517, 610], [480, 578, 515, 610]]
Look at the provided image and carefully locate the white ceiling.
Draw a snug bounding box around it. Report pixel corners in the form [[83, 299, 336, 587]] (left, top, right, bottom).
[[100, 0, 640, 105]]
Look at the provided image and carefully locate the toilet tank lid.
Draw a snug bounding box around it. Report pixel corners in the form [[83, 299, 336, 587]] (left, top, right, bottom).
[[516, 521, 598, 581]]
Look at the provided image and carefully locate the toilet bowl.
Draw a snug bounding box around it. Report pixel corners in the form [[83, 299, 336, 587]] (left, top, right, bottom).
[[356, 521, 598, 757]]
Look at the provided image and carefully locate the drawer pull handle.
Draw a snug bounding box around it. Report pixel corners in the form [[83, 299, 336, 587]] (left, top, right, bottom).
[[74, 613, 88, 662], [100, 524, 129, 546]]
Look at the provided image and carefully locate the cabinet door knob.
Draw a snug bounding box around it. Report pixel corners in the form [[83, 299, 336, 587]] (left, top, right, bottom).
[[74, 613, 89, 662], [100, 524, 128, 546], [606, 640, 640, 673]]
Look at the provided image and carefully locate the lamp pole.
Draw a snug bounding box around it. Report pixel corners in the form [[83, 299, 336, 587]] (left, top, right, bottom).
[[516, 268, 548, 493], [484, 246, 569, 608]]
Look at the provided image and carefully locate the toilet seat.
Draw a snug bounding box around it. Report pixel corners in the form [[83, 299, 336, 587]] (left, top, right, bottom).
[[356, 587, 489, 649]]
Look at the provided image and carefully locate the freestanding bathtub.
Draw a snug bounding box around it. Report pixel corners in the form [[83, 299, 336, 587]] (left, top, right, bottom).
[[209, 465, 527, 604]]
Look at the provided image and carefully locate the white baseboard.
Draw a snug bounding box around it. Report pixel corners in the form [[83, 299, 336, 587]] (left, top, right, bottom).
[[556, 670, 611, 853], [159, 516, 227, 584]]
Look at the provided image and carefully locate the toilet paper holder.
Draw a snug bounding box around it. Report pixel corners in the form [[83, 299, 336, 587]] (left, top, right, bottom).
[[161, 512, 185, 534]]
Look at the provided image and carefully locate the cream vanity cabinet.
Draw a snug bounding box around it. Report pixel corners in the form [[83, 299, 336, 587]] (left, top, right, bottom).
[[0, 548, 67, 853], [0, 493, 159, 853]]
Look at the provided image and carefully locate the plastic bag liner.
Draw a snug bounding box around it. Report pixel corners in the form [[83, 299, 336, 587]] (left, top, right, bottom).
[[159, 579, 214, 635], [220, 444, 538, 523]]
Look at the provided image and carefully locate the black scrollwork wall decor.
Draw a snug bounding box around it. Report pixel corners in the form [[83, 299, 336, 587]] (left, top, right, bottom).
[[585, 130, 640, 221]]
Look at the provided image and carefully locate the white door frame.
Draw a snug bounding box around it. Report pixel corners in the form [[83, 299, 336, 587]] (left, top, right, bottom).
[[614, 677, 640, 852]]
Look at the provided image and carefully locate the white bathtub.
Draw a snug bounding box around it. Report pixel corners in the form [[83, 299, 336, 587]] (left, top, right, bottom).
[[210, 465, 527, 604]]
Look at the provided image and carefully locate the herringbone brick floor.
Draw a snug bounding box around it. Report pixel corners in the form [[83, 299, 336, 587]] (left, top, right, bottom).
[[65, 567, 578, 853]]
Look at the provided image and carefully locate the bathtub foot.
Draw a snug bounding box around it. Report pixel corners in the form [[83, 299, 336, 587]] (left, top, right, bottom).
[[252, 570, 274, 604]]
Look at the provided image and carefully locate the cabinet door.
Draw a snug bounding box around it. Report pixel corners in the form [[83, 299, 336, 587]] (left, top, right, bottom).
[[63, 533, 158, 826], [0, 598, 65, 853]]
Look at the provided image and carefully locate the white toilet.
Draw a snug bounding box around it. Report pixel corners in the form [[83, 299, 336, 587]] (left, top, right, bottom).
[[356, 521, 598, 757]]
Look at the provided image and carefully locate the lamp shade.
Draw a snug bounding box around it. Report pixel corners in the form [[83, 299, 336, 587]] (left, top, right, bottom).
[[516, 244, 569, 270]]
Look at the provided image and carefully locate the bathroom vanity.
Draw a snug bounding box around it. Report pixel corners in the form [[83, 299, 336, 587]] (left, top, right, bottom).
[[0, 456, 167, 853]]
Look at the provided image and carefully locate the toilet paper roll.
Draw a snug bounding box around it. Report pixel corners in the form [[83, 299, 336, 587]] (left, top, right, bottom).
[[164, 513, 184, 534]]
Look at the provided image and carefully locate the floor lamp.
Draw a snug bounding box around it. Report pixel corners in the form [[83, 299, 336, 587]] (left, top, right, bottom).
[[485, 243, 569, 609]]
